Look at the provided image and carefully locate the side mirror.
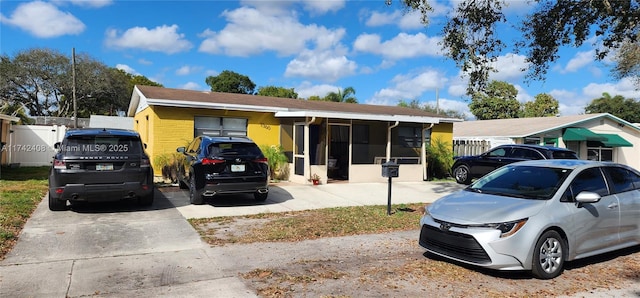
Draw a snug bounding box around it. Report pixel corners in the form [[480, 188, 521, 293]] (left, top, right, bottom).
[[177, 147, 186, 153], [54, 142, 61, 149], [575, 191, 601, 204], [143, 143, 147, 149]]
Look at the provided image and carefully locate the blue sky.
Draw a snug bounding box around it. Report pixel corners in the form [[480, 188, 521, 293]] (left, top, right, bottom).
[[1, 0, 637, 119]]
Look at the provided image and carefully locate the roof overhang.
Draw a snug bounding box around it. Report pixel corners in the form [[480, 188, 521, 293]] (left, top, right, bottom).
[[0, 114, 20, 122], [274, 110, 443, 124], [147, 99, 289, 113]]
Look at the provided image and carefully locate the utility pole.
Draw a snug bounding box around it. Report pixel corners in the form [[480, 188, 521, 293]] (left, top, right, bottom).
[[72, 48, 77, 128]]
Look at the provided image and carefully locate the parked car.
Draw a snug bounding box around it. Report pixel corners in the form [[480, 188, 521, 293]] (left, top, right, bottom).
[[451, 144, 579, 184], [420, 159, 640, 279], [176, 136, 269, 205], [48, 128, 154, 211]]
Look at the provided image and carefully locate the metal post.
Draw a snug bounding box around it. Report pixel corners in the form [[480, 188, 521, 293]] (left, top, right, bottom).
[[72, 48, 77, 128], [387, 176, 392, 215]]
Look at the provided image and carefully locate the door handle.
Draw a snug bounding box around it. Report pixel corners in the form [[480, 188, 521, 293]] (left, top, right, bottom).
[[607, 203, 619, 209]]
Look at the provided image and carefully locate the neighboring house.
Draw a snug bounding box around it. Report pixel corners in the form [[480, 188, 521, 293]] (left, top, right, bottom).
[[89, 115, 134, 129], [1, 113, 19, 166], [127, 85, 461, 184], [453, 113, 640, 169]]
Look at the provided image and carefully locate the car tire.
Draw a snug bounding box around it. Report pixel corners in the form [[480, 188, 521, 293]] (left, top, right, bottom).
[[453, 164, 472, 185], [531, 230, 566, 279], [189, 175, 204, 205], [48, 192, 67, 211], [254, 191, 268, 202], [139, 188, 154, 206]]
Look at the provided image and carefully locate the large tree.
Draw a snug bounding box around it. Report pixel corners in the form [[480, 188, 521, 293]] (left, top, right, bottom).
[[205, 70, 256, 94], [521, 93, 559, 118], [393, 0, 640, 93], [0, 48, 149, 118], [256, 86, 298, 99], [469, 80, 520, 120], [585, 92, 640, 123]]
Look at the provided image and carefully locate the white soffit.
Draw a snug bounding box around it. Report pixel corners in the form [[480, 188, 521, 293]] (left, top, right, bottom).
[[275, 111, 441, 124]]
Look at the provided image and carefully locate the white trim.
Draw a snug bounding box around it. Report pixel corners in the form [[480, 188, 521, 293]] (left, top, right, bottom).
[[275, 111, 442, 124], [147, 98, 289, 113], [0, 114, 19, 122]]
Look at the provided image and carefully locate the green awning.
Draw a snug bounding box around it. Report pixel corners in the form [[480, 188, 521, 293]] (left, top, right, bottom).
[[562, 128, 607, 141], [599, 134, 633, 147]]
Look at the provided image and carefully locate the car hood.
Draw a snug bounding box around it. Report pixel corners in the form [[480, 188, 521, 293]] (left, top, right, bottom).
[[428, 190, 547, 224]]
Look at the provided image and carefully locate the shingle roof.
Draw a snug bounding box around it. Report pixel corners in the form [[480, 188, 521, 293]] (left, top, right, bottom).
[[453, 114, 630, 138], [130, 85, 461, 123]]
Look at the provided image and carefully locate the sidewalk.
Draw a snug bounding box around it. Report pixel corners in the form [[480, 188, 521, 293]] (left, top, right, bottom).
[[164, 181, 465, 219]]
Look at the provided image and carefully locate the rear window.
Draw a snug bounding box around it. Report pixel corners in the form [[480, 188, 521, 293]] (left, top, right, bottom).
[[551, 151, 578, 159], [207, 142, 263, 157], [62, 136, 142, 155]]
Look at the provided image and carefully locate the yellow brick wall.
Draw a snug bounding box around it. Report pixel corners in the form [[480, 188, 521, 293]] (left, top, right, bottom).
[[134, 106, 281, 175]]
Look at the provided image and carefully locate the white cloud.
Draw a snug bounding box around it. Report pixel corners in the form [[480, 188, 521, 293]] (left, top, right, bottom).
[[488, 53, 529, 82], [582, 77, 639, 99], [561, 50, 594, 73], [176, 65, 201, 76], [422, 98, 472, 119], [368, 69, 448, 105], [198, 7, 345, 57], [64, 0, 113, 8], [0, 1, 85, 38], [364, 10, 423, 30], [295, 81, 341, 99], [300, 0, 345, 14], [179, 82, 203, 91], [285, 48, 357, 82], [138, 58, 152, 65], [115, 64, 138, 75], [239, 0, 345, 16], [105, 24, 192, 54], [353, 32, 443, 59]]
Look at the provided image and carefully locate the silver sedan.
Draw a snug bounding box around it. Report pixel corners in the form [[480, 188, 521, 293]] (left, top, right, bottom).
[[419, 159, 640, 279]]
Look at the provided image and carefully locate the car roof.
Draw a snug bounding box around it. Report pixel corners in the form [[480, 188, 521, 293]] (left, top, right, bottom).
[[65, 128, 140, 138], [496, 144, 574, 152], [507, 159, 620, 170], [201, 136, 255, 144]]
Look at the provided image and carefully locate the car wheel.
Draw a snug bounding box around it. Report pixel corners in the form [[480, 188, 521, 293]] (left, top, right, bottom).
[[453, 165, 472, 184], [189, 176, 204, 205], [139, 188, 154, 206], [254, 191, 268, 202], [48, 192, 67, 211], [531, 230, 566, 279]]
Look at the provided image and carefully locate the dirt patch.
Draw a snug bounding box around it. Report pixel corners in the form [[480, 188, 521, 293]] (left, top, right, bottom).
[[201, 217, 640, 298]]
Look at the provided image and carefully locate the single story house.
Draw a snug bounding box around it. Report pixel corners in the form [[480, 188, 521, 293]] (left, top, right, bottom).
[[1, 113, 19, 166], [453, 113, 640, 169], [127, 85, 461, 184]]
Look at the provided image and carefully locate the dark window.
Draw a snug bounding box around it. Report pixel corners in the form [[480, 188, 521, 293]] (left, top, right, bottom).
[[603, 166, 640, 194], [564, 167, 609, 201], [398, 126, 422, 148], [63, 136, 142, 155], [511, 148, 543, 159], [487, 147, 508, 157], [551, 150, 578, 159], [207, 142, 263, 157]]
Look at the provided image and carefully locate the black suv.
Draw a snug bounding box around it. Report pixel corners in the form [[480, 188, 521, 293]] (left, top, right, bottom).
[[452, 144, 578, 184], [177, 136, 269, 205], [48, 128, 154, 210]]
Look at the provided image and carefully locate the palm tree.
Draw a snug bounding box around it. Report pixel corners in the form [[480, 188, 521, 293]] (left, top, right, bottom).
[[325, 87, 357, 103]]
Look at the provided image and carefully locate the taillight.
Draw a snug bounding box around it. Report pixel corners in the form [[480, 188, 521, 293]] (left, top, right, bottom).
[[254, 157, 268, 164], [141, 158, 150, 168], [53, 159, 66, 170], [202, 158, 225, 165]]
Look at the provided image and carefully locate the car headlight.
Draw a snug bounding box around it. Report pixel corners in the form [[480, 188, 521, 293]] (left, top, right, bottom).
[[485, 219, 528, 238]]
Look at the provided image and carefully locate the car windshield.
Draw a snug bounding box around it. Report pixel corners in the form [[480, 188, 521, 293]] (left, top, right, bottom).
[[467, 165, 572, 200], [207, 142, 263, 157], [62, 136, 142, 155]]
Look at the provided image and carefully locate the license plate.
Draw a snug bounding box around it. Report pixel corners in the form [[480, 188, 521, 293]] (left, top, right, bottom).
[[231, 164, 245, 172], [96, 163, 113, 171]]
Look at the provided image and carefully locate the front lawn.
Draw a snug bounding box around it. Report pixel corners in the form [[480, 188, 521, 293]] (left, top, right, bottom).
[[0, 166, 49, 259]]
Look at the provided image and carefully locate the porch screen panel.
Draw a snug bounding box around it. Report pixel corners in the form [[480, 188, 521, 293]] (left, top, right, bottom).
[[352, 124, 370, 164]]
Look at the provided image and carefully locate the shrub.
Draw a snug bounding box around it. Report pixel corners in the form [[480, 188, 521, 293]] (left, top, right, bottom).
[[153, 152, 187, 183], [426, 136, 454, 180], [260, 145, 290, 181]]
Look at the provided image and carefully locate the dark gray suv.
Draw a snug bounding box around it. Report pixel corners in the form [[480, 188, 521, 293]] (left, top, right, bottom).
[[48, 128, 154, 211], [177, 136, 269, 205]]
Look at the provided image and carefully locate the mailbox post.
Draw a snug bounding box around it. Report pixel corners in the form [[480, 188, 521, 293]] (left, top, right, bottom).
[[381, 161, 399, 215]]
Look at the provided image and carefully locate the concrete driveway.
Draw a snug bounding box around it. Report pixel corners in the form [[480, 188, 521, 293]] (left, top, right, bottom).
[[0, 181, 463, 297]]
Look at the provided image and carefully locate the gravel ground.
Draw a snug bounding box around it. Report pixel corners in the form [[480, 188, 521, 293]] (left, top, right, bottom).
[[202, 220, 640, 298]]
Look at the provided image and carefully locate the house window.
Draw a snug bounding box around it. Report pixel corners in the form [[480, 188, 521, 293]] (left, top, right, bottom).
[[194, 116, 247, 137], [398, 126, 422, 148], [586, 141, 613, 162]]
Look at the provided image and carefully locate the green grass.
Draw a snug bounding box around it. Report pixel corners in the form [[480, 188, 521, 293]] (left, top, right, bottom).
[[189, 203, 427, 246], [0, 166, 49, 260]]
